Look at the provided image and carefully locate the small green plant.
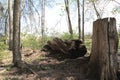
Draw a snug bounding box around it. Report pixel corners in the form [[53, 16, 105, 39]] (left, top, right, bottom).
[[0, 42, 8, 50], [0, 36, 8, 50], [117, 32, 120, 49], [6, 66, 12, 71], [40, 66, 50, 70], [0, 36, 7, 42]]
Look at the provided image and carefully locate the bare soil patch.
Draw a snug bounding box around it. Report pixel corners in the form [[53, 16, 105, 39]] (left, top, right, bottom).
[[0, 48, 89, 80]]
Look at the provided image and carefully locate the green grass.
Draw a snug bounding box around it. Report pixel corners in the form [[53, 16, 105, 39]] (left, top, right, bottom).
[[21, 34, 54, 49], [21, 34, 40, 49], [0, 36, 11, 62], [118, 39, 120, 50], [0, 37, 10, 61], [60, 32, 78, 40], [21, 32, 92, 50], [84, 38, 120, 52], [0, 50, 11, 62], [85, 39, 92, 51]]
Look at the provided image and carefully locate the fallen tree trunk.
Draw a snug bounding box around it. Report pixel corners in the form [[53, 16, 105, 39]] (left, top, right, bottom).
[[42, 37, 87, 59]]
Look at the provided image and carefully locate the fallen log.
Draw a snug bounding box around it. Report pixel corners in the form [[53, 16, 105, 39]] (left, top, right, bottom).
[[42, 37, 87, 59]]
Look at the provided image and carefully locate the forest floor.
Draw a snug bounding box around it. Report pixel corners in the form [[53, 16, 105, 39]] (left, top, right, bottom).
[[0, 48, 89, 80]]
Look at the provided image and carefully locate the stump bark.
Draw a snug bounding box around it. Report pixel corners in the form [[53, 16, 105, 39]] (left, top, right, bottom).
[[87, 18, 118, 80]]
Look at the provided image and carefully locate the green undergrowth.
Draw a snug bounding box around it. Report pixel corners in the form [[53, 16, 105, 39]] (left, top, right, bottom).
[[0, 36, 10, 62], [0, 36, 8, 50], [60, 32, 78, 40], [21, 34, 53, 49], [118, 39, 120, 50], [0, 50, 11, 62], [21, 33, 93, 51], [0, 42, 8, 50], [85, 39, 92, 51]]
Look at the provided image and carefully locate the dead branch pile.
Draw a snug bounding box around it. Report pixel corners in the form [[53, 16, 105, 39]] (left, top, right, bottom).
[[42, 37, 87, 59]]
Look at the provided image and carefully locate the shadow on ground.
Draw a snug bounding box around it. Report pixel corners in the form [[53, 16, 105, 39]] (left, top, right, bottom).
[[0, 56, 89, 80]]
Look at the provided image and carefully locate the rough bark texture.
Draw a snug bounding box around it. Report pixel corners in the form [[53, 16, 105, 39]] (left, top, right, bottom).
[[77, 0, 81, 40], [82, 0, 85, 42], [42, 38, 87, 59], [13, 0, 22, 67], [8, 0, 13, 50], [87, 18, 118, 80]]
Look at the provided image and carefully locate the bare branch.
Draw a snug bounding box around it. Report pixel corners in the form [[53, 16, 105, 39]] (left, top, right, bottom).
[[114, 0, 120, 5], [92, 1, 101, 19]]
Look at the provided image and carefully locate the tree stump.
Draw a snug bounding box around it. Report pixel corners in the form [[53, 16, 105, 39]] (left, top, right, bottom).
[[87, 18, 118, 80]]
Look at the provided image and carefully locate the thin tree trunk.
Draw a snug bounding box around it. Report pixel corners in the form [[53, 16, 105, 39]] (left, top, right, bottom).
[[82, 0, 84, 42], [64, 0, 73, 38], [4, 10, 8, 36], [8, 0, 13, 50], [5, 16, 8, 36], [87, 18, 118, 80], [77, 0, 81, 40], [5, 13, 8, 44], [92, 1, 101, 19], [13, 0, 22, 67], [41, 0, 45, 37], [0, 2, 4, 16]]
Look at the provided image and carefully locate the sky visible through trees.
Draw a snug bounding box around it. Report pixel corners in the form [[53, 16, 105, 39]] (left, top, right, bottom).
[[0, 0, 120, 36]]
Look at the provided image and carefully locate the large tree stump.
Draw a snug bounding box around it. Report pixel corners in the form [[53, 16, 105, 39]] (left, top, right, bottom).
[[87, 18, 118, 80]]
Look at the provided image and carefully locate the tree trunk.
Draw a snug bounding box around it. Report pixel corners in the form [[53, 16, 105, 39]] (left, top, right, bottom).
[[5, 13, 9, 44], [5, 10, 8, 36], [64, 0, 73, 38], [77, 0, 81, 40], [0, 2, 4, 16], [13, 0, 22, 67], [41, 0, 45, 38], [87, 18, 118, 80], [8, 0, 13, 50], [82, 0, 84, 42]]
